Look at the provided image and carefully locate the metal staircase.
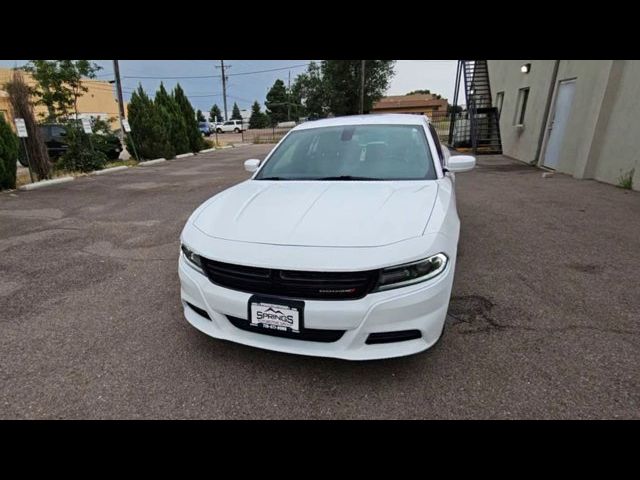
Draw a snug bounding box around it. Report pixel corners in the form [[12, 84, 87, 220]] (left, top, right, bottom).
[[448, 60, 502, 154]]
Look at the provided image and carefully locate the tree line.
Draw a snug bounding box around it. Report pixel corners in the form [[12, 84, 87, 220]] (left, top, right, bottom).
[[246, 60, 396, 129], [127, 82, 205, 160]]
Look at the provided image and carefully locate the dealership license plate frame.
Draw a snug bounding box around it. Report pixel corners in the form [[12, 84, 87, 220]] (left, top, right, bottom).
[[247, 295, 305, 335]]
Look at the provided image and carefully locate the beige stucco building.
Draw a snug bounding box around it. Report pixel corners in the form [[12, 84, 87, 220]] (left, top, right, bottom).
[[371, 94, 449, 117], [0, 67, 126, 130], [488, 60, 640, 190]]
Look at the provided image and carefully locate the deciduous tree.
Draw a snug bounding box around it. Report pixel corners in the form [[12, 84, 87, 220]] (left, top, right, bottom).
[[321, 60, 395, 116]]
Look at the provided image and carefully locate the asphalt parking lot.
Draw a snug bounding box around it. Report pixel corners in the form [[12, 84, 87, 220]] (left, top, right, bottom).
[[1, 145, 638, 419]]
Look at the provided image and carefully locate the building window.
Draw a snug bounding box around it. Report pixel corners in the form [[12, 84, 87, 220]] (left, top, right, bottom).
[[513, 88, 529, 126], [495, 91, 504, 118]]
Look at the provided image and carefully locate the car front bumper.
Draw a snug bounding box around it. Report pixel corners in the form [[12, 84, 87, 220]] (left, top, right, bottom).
[[178, 254, 455, 361]]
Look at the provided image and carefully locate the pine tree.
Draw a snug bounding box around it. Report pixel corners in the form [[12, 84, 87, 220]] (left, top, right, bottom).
[[155, 82, 188, 156], [265, 79, 289, 124], [249, 100, 267, 129], [196, 109, 206, 122], [210, 104, 223, 123], [174, 83, 204, 152], [127, 84, 174, 160], [231, 102, 242, 121]]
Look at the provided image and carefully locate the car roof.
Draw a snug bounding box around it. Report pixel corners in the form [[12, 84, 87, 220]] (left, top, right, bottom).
[[293, 113, 430, 131]]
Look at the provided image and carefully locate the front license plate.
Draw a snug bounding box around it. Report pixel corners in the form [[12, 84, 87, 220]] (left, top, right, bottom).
[[248, 296, 304, 334]]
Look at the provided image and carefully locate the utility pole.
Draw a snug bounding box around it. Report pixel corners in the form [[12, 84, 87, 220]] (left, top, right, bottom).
[[112, 60, 131, 160], [216, 60, 230, 121], [112, 60, 126, 140], [287, 70, 291, 122], [360, 60, 366, 114]]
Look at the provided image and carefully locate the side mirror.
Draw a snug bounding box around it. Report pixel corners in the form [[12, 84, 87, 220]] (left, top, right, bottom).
[[244, 159, 260, 172], [446, 155, 476, 173]]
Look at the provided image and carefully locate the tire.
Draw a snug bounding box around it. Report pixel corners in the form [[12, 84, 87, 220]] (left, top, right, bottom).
[[234, 128, 240, 133], [216, 128, 222, 134]]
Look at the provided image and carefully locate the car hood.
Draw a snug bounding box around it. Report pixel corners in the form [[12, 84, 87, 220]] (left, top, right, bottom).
[[193, 180, 439, 247]]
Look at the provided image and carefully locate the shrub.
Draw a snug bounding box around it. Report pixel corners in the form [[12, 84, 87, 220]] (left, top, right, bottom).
[[58, 123, 107, 173], [0, 115, 19, 189], [89, 118, 123, 161]]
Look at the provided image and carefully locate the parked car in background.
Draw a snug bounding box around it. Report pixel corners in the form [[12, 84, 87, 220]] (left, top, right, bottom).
[[17, 123, 122, 167], [216, 120, 247, 133], [198, 122, 213, 136], [40, 123, 69, 160], [179, 114, 476, 360]]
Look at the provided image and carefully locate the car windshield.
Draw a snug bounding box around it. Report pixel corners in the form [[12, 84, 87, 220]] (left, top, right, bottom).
[[255, 124, 437, 181]]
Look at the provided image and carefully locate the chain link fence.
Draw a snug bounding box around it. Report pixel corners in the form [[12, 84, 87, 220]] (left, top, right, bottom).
[[242, 126, 293, 144]]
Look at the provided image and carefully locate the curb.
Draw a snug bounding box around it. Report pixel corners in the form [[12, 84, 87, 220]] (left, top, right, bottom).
[[232, 143, 251, 147], [92, 166, 129, 175], [175, 152, 194, 159], [218, 145, 233, 149], [139, 158, 166, 167], [199, 148, 216, 153], [19, 176, 75, 191]]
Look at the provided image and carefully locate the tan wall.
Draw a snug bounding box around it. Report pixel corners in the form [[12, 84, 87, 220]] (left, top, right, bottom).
[[488, 60, 558, 163], [589, 61, 640, 189], [0, 67, 126, 131], [488, 60, 640, 191]]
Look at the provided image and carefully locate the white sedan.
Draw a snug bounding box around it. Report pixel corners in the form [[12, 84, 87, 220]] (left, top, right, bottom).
[[179, 114, 475, 360]]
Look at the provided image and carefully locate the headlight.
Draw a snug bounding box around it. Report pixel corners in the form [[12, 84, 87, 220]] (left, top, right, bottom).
[[181, 244, 204, 274], [375, 253, 448, 291]]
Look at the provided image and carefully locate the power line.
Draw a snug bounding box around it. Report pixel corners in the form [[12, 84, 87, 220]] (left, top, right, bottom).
[[121, 62, 310, 80]]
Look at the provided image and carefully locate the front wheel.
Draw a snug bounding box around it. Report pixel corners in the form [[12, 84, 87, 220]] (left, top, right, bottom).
[[234, 128, 240, 133], [216, 128, 222, 134]]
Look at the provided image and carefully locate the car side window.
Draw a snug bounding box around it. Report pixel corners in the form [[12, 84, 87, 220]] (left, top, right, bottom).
[[51, 126, 66, 137], [428, 124, 444, 166], [428, 124, 444, 165]]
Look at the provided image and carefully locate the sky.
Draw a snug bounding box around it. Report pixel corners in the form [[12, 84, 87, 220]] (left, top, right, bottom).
[[0, 60, 459, 115]]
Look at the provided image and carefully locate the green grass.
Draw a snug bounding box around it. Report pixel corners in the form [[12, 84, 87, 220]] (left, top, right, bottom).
[[104, 159, 138, 169], [618, 168, 634, 190]]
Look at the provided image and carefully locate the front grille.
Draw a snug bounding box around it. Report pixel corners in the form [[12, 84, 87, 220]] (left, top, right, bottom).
[[200, 258, 379, 300], [226, 315, 345, 343]]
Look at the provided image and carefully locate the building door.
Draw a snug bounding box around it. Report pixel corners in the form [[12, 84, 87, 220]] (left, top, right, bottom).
[[543, 79, 576, 169]]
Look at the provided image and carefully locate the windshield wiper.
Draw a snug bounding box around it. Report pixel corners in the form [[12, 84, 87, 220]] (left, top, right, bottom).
[[258, 176, 286, 180], [316, 175, 383, 181]]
